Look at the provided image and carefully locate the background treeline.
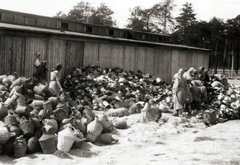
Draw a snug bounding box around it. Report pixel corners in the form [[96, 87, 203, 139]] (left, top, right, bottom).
[[54, 0, 240, 74]]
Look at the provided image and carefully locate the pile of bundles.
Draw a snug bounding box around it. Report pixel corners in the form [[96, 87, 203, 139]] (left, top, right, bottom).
[[192, 74, 240, 126], [62, 65, 172, 115], [207, 82, 240, 121], [0, 73, 123, 158], [2, 64, 239, 157], [0, 65, 171, 158]]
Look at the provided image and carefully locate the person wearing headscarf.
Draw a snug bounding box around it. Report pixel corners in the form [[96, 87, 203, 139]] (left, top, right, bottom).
[[48, 63, 63, 97], [172, 68, 192, 116], [183, 67, 195, 81]]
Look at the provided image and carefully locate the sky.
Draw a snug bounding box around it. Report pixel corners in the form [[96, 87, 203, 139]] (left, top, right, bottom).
[[0, 0, 240, 28]]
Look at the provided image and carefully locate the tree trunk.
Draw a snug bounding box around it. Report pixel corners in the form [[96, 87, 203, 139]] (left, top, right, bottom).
[[235, 39, 240, 74], [231, 44, 235, 78], [223, 39, 227, 74], [214, 40, 218, 74]]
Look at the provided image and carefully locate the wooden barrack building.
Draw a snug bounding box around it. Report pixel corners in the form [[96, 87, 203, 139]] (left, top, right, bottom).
[[0, 9, 210, 84]]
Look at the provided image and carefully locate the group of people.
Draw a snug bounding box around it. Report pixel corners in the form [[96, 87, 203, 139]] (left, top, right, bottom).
[[32, 56, 63, 97], [171, 66, 222, 117], [32, 55, 230, 119]]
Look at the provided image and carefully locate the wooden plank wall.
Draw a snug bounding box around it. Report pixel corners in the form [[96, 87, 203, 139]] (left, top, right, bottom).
[[84, 42, 99, 66], [112, 45, 124, 69], [171, 50, 179, 80], [144, 47, 154, 76], [0, 35, 84, 79], [46, 38, 66, 79], [99, 44, 112, 69], [0, 36, 12, 74], [162, 49, 172, 83], [83, 42, 210, 84], [25, 37, 47, 77], [0, 33, 210, 84], [13, 36, 25, 76], [123, 46, 135, 72], [134, 47, 145, 72]]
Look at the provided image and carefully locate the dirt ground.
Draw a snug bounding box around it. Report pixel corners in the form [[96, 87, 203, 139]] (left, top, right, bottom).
[[1, 80, 240, 165]]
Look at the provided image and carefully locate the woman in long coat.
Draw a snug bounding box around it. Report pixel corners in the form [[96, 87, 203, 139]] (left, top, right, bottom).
[[172, 68, 192, 116]]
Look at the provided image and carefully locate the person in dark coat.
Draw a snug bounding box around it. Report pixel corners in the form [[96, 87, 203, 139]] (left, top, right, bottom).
[[33, 60, 48, 84]]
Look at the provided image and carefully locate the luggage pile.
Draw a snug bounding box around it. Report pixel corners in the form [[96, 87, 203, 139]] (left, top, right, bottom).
[[0, 72, 121, 158], [1, 64, 239, 158], [0, 65, 170, 158], [191, 75, 240, 126], [62, 65, 172, 113], [206, 83, 240, 122]]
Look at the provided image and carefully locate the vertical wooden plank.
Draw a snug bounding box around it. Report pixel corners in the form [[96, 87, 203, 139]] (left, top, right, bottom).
[[203, 53, 210, 69], [144, 47, 154, 75], [65, 40, 71, 74], [178, 50, 186, 70], [74, 41, 84, 68], [0, 35, 5, 75], [134, 46, 144, 72], [0, 35, 2, 75], [171, 50, 179, 79], [99, 43, 112, 68], [84, 42, 99, 66], [158, 48, 164, 81], [186, 50, 193, 69], [123, 45, 135, 72], [198, 51, 204, 68], [83, 42, 91, 66], [193, 51, 202, 69], [59, 39, 66, 78], [192, 51, 198, 68], [65, 40, 84, 74], [4, 36, 12, 75], [112, 44, 124, 69], [153, 48, 160, 78], [12, 36, 25, 76], [162, 49, 172, 84], [46, 38, 65, 78]]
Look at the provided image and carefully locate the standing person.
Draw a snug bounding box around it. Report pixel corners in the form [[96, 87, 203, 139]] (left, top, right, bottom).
[[183, 67, 197, 82], [197, 66, 205, 80], [49, 63, 63, 97], [172, 68, 192, 116], [33, 60, 48, 85]]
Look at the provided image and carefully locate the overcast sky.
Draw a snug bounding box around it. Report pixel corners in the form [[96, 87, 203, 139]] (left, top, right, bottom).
[[0, 0, 240, 28]]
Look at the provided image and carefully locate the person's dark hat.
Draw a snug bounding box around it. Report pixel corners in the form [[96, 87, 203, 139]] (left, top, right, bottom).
[[53, 63, 62, 71], [199, 66, 205, 71]]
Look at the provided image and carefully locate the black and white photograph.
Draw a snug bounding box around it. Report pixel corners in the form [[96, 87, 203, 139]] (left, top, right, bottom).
[[0, 0, 240, 164]]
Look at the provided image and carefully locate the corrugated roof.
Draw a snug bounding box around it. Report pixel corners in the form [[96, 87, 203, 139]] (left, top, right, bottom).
[[0, 22, 211, 51]]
